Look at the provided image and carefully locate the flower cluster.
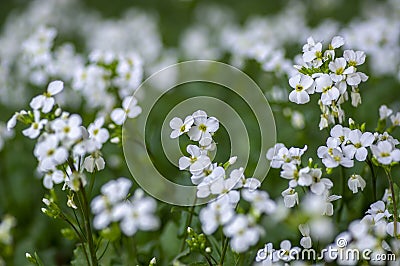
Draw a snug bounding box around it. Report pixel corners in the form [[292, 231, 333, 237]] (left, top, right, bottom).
[[324, 195, 400, 265], [7, 80, 110, 190], [267, 143, 340, 210], [317, 124, 400, 170], [91, 177, 159, 236], [170, 110, 277, 253], [290, 36, 368, 129]]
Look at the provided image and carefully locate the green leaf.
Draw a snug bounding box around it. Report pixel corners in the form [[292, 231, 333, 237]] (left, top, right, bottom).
[[160, 221, 182, 261], [100, 223, 121, 242], [71, 244, 89, 266]]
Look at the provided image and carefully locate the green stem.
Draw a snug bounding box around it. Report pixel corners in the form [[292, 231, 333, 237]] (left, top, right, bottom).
[[366, 158, 377, 202], [385, 169, 398, 238], [123, 237, 138, 265], [72, 209, 86, 241], [79, 183, 98, 266], [88, 171, 96, 196], [180, 196, 197, 252], [63, 216, 90, 265], [202, 253, 212, 266], [336, 166, 346, 223], [219, 236, 229, 266]]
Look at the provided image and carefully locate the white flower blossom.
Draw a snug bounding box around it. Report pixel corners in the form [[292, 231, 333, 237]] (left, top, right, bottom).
[[22, 110, 47, 139], [299, 224, 312, 249], [111, 96, 142, 125], [30, 80, 64, 113], [371, 140, 400, 165], [223, 214, 260, 253], [199, 195, 235, 235], [281, 187, 298, 208], [348, 174, 366, 194], [344, 129, 374, 161], [187, 110, 219, 146], [288, 74, 315, 104], [34, 135, 68, 171], [169, 115, 194, 138], [178, 144, 211, 178], [379, 105, 393, 120]]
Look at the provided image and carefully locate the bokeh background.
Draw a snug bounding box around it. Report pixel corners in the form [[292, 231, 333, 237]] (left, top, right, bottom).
[[0, 0, 399, 265]]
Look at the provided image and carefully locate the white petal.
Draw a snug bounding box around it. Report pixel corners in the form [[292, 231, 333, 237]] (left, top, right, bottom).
[[111, 108, 126, 125], [169, 117, 183, 130], [170, 130, 181, 139], [355, 148, 368, 161], [289, 75, 301, 89], [178, 157, 191, 170], [206, 117, 219, 132], [127, 106, 142, 118], [30, 95, 44, 110], [42, 97, 55, 113], [47, 80, 64, 95]]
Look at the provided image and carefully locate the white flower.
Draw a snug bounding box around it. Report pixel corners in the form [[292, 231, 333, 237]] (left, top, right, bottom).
[[91, 178, 132, 229], [371, 140, 400, 165], [299, 224, 312, 249], [266, 143, 286, 168], [329, 36, 345, 50], [281, 187, 298, 208], [30, 80, 64, 113], [344, 129, 374, 161], [196, 166, 225, 198], [7, 110, 27, 130], [302, 38, 323, 66], [379, 105, 393, 120], [111, 96, 142, 125], [376, 132, 399, 146], [84, 154, 105, 173], [309, 168, 333, 195], [317, 146, 354, 168], [348, 174, 366, 194], [223, 214, 260, 253], [169, 115, 194, 138], [34, 135, 68, 171], [343, 50, 366, 67], [391, 112, 400, 126], [118, 193, 159, 236], [88, 117, 109, 148], [366, 201, 391, 222], [319, 115, 329, 130], [277, 240, 301, 262], [386, 222, 400, 237], [66, 171, 87, 192], [288, 74, 314, 104], [199, 196, 235, 235], [329, 58, 351, 83], [43, 169, 65, 189], [350, 90, 361, 107], [242, 189, 276, 215], [268, 144, 307, 168], [209, 177, 240, 199], [330, 124, 350, 144], [323, 194, 342, 216], [178, 145, 211, 177], [187, 110, 219, 145], [52, 114, 82, 141], [22, 110, 47, 139], [315, 74, 340, 105]]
